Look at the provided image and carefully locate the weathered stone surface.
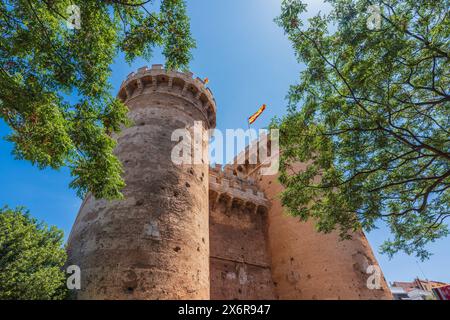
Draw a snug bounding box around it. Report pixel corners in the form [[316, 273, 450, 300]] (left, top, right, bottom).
[[226, 144, 393, 300], [208, 168, 274, 299], [67, 65, 215, 300], [258, 165, 392, 299]]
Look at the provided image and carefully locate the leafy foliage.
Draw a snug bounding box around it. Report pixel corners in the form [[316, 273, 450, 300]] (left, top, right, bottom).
[[0, 0, 195, 199], [0, 206, 68, 299], [273, 0, 449, 259]]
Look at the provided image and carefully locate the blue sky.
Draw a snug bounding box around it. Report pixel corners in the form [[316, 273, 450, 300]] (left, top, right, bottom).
[[0, 0, 448, 284]]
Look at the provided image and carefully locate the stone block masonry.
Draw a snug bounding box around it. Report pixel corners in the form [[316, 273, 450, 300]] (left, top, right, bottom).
[[67, 65, 215, 299]]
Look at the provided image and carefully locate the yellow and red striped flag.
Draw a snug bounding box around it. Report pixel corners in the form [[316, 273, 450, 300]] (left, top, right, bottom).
[[248, 104, 266, 124], [203, 77, 209, 85]]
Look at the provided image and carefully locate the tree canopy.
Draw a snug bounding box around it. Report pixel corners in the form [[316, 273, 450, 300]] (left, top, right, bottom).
[[0, 206, 68, 299], [273, 0, 449, 259], [0, 0, 195, 199]]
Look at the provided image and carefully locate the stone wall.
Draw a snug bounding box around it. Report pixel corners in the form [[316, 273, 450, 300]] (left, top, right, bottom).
[[66, 65, 394, 300], [66, 65, 216, 299], [258, 167, 393, 299], [227, 141, 393, 300]]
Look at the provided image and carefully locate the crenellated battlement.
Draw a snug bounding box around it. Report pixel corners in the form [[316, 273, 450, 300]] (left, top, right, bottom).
[[118, 64, 216, 128], [209, 164, 268, 211]]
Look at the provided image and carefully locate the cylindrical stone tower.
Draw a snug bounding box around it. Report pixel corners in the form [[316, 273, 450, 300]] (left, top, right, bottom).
[[67, 64, 216, 299]]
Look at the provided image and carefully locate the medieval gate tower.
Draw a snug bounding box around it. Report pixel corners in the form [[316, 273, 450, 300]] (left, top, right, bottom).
[[67, 65, 393, 300]]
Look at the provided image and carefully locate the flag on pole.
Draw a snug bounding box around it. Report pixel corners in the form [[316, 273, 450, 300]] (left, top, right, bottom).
[[248, 104, 266, 125], [203, 77, 209, 85]]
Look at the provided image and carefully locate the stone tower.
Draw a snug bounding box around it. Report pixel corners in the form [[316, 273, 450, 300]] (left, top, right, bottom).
[[208, 164, 276, 299], [67, 65, 393, 300], [67, 65, 216, 299], [219, 142, 393, 300]]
